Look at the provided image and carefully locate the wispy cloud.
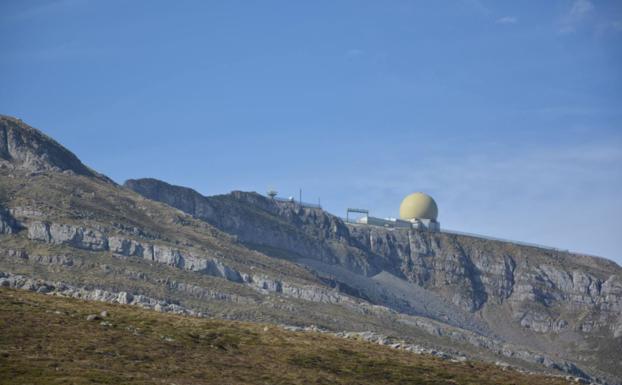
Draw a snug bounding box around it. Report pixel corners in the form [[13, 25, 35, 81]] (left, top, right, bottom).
[[346, 48, 364, 56], [345, 49, 364, 58], [495, 16, 518, 25], [559, 0, 595, 33], [2, 0, 90, 22], [461, 0, 491, 16], [595, 20, 622, 35], [5, 40, 104, 62]]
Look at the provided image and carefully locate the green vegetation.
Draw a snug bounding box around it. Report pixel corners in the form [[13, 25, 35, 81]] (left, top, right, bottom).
[[0, 289, 571, 385]]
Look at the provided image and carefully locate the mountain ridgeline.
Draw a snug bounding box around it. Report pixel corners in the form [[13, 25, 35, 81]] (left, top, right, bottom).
[[0, 115, 107, 180], [124, 178, 621, 326], [1, 115, 621, 384], [123, 178, 622, 372]]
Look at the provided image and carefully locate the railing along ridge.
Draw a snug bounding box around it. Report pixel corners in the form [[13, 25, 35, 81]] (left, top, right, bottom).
[[340, 219, 599, 258], [273, 197, 322, 209]]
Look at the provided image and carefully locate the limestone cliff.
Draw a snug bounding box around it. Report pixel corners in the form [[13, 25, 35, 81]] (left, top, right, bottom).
[[125, 178, 622, 381], [0, 115, 108, 180]]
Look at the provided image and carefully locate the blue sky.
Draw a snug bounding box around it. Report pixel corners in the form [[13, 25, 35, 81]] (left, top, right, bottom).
[[1, 0, 621, 263]]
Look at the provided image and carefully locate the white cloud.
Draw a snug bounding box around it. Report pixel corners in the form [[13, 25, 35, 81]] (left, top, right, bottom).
[[595, 20, 622, 35], [495, 16, 518, 25], [569, 0, 594, 17], [559, 0, 595, 33]]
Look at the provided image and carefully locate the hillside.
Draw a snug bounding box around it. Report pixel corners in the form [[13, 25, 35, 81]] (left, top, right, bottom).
[[0, 288, 576, 385], [0, 115, 620, 384], [125, 178, 622, 382]]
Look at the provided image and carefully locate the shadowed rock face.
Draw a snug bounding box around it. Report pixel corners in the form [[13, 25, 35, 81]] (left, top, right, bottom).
[[0, 206, 21, 234], [124, 178, 208, 216], [0, 116, 107, 180]]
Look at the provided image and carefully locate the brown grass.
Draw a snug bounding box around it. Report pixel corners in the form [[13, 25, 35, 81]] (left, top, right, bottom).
[[0, 288, 572, 385]]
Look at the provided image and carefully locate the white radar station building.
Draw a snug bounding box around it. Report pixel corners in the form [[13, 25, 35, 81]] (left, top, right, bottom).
[[398, 192, 440, 231], [354, 192, 440, 231]]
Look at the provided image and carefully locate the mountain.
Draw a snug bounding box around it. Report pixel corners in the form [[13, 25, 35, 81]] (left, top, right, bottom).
[[124, 178, 622, 381], [1, 115, 621, 384]]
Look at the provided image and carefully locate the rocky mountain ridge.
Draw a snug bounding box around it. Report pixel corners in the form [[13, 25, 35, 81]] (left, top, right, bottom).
[[125, 178, 622, 335], [0, 115, 108, 181], [124, 180, 622, 382], [0, 115, 620, 384]]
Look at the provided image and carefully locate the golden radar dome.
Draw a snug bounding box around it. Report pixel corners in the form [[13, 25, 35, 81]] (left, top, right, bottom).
[[399, 192, 438, 221]]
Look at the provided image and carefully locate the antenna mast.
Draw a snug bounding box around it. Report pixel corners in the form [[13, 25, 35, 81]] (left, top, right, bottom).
[[267, 188, 277, 199]]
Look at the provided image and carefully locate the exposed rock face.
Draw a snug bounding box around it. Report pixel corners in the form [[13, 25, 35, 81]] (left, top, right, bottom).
[[123, 181, 387, 275], [0, 206, 21, 234], [25, 221, 240, 279], [21, 220, 358, 304], [108, 236, 145, 257], [125, 178, 622, 349], [28, 221, 109, 251], [0, 115, 106, 179], [0, 272, 201, 316], [124, 178, 211, 217]]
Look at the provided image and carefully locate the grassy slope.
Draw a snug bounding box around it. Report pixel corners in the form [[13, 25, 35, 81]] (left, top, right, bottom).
[[0, 169, 320, 284], [0, 289, 571, 385]]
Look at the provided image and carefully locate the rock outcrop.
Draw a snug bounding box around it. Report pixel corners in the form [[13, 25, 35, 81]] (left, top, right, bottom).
[[0, 115, 108, 180], [0, 271, 201, 316], [21, 220, 360, 305], [0, 206, 21, 234], [28, 221, 109, 250], [125, 179, 622, 336]]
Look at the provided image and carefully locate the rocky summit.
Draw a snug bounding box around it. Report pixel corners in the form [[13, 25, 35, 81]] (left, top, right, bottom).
[[1, 115, 621, 384]]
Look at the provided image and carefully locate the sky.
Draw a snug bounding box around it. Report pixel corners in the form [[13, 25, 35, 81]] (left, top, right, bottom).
[[1, 0, 621, 263]]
